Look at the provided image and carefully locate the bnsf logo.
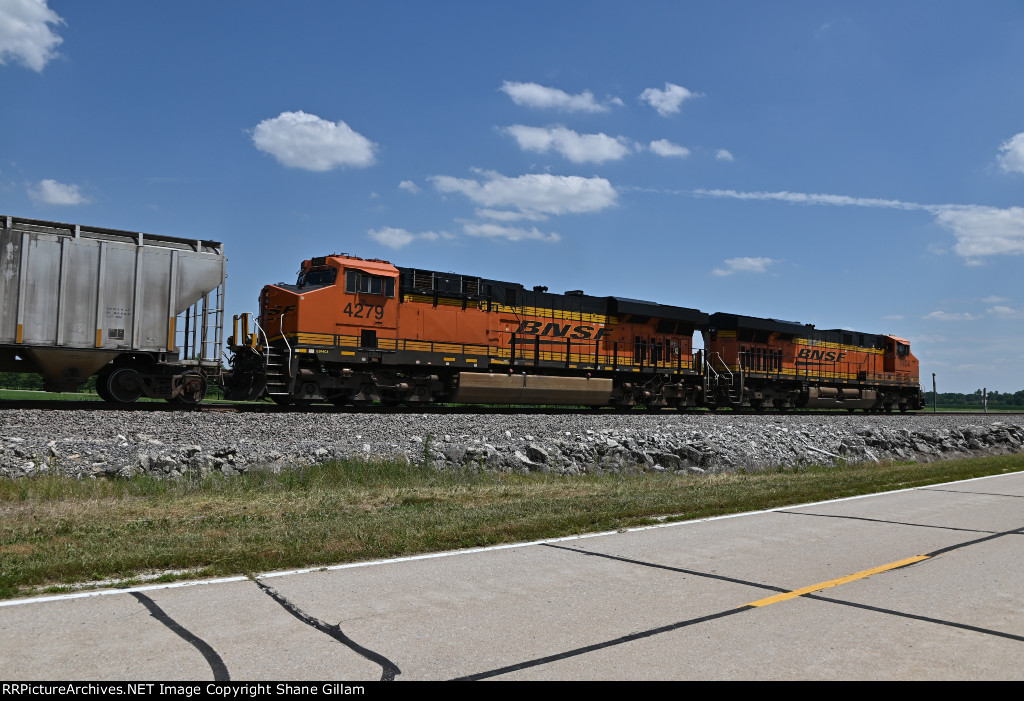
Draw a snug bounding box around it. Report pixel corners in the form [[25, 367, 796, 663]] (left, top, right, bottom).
[[797, 348, 847, 362], [512, 321, 608, 341], [263, 304, 296, 319]]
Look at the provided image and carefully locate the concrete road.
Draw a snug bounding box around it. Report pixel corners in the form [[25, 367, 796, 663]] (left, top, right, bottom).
[[2, 472, 1022, 681]]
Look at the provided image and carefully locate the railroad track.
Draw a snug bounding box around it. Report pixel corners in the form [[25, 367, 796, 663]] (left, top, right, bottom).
[[0, 399, 1017, 416]]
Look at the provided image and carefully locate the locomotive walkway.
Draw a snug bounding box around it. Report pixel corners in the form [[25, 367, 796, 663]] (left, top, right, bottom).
[[1, 472, 1022, 680]]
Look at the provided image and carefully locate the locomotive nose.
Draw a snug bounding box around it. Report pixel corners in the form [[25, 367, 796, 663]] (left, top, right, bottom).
[[259, 285, 299, 336]]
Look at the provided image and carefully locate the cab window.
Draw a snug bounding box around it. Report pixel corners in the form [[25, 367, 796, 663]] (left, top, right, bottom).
[[346, 270, 395, 297]]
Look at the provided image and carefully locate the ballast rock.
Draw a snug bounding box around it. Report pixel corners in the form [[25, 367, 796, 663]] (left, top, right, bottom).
[[0, 410, 1022, 480]]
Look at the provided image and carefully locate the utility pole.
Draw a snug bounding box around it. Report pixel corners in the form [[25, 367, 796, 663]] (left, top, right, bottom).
[[984, 387, 988, 413], [932, 373, 937, 413]]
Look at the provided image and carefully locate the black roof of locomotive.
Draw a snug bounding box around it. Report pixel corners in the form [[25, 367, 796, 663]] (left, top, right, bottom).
[[397, 266, 707, 326], [708, 313, 811, 334], [708, 312, 890, 347]]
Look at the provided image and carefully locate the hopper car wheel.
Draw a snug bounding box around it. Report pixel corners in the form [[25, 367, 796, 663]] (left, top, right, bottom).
[[106, 368, 143, 404], [96, 370, 113, 402]]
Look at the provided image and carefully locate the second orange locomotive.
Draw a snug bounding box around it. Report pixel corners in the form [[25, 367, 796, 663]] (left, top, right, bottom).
[[226, 252, 923, 412]]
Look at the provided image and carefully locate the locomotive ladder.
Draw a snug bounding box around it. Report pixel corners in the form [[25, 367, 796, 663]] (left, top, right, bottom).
[[703, 352, 743, 407], [263, 346, 291, 400], [263, 312, 294, 401]]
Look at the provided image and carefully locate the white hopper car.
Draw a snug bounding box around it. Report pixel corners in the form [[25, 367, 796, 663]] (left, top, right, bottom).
[[0, 215, 225, 404]]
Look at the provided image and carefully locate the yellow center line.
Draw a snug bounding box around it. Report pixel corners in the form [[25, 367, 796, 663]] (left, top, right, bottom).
[[745, 554, 931, 608]]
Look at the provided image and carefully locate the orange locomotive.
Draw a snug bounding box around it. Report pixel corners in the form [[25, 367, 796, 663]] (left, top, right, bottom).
[[226, 253, 706, 408], [225, 253, 924, 412], [702, 314, 923, 412]]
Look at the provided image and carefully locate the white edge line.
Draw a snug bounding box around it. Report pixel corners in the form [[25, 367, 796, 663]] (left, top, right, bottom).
[[2, 470, 1018, 607], [0, 576, 248, 608]]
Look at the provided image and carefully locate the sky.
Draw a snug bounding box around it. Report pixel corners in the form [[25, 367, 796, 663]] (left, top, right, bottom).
[[1, 0, 1023, 393]]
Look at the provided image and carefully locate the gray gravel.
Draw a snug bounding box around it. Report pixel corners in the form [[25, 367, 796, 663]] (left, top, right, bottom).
[[1, 410, 1022, 480]]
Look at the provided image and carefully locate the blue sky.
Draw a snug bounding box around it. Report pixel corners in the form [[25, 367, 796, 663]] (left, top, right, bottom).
[[2, 0, 1023, 393]]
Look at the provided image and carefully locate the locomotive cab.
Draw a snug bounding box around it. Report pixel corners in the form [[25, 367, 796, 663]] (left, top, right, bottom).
[[226, 254, 403, 403], [336, 263, 399, 349], [258, 256, 399, 342], [883, 336, 915, 374]]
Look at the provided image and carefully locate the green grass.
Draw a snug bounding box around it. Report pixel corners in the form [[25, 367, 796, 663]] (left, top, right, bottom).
[[0, 389, 105, 401], [1, 453, 1022, 599], [0, 388, 243, 404]]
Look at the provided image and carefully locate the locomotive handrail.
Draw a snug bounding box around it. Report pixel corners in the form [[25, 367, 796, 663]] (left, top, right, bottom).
[[278, 312, 293, 372], [252, 317, 270, 350]]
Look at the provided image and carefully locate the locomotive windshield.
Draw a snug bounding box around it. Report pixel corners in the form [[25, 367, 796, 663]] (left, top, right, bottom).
[[296, 267, 337, 288]]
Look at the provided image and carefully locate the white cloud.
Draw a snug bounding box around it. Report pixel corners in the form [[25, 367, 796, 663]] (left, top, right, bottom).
[[649, 139, 690, 158], [694, 188, 923, 210], [982, 296, 1008, 303], [476, 208, 548, 222], [503, 125, 630, 163], [934, 206, 1024, 260], [639, 82, 699, 116], [715, 149, 735, 162], [923, 311, 982, 322], [500, 81, 612, 113], [462, 222, 560, 243], [28, 178, 88, 205], [0, 0, 63, 72], [430, 170, 617, 218], [251, 111, 376, 171], [987, 305, 1024, 319], [997, 132, 1024, 174], [711, 257, 775, 276], [912, 334, 948, 344], [398, 180, 421, 194], [694, 188, 1024, 262], [368, 226, 451, 250], [883, 315, 905, 320], [368, 226, 414, 249]]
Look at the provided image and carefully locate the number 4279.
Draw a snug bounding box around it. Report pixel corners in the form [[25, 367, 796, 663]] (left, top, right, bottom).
[[344, 303, 384, 319]]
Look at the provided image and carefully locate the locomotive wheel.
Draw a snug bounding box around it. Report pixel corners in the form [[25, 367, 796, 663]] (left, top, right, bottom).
[[106, 368, 144, 403], [168, 372, 207, 406]]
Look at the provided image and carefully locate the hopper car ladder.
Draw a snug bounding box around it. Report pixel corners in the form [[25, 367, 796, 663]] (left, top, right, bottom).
[[178, 284, 225, 373]]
